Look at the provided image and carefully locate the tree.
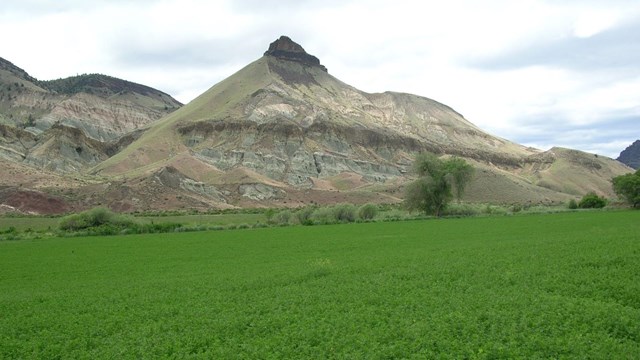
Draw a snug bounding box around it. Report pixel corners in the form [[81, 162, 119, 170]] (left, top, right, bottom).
[[443, 156, 476, 200], [612, 169, 640, 208], [404, 153, 474, 216]]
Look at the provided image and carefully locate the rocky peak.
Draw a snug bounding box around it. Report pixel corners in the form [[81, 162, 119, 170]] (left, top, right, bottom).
[[617, 139, 640, 169], [264, 36, 327, 72]]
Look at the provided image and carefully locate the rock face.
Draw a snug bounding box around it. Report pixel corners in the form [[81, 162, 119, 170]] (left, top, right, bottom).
[[0, 57, 182, 171], [617, 140, 640, 169], [36, 74, 181, 141], [264, 36, 327, 72]]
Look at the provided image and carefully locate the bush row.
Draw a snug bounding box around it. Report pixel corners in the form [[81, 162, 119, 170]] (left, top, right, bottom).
[[268, 203, 379, 226], [58, 208, 185, 236], [0, 196, 620, 241]]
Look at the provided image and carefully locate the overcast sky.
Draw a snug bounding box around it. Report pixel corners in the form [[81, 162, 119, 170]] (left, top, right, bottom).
[[2, 0, 639, 158]]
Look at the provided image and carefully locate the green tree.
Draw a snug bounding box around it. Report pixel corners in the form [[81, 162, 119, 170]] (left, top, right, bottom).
[[443, 156, 476, 200], [612, 169, 640, 208], [404, 153, 474, 216]]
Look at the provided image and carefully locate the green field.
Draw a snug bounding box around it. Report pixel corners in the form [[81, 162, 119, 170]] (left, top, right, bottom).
[[1, 211, 639, 358]]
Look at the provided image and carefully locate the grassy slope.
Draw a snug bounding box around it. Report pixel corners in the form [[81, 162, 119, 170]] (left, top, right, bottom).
[[92, 58, 273, 177], [1, 211, 639, 358], [464, 162, 573, 205], [535, 147, 632, 197]]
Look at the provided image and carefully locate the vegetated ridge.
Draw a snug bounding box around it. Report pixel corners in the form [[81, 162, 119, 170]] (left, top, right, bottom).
[[0, 37, 633, 214], [617, 140, 640, 169]]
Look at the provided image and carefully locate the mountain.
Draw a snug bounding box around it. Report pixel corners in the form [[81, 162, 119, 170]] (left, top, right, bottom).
[[89, 36, 631, 211], [0, 37, 633, 213], [617, 140, 640, 169], [0, 56, 181, 172]]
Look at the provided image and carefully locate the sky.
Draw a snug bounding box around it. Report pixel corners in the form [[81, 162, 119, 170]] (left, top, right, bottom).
[[1, 0, 639, 158]]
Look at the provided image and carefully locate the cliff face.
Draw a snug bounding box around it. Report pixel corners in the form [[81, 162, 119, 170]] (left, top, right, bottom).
[[617, 140, 640, 169]]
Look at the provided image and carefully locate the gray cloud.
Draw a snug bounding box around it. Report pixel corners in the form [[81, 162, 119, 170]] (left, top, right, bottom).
[[1, 0, 154, 15], [504, 112, 639, 157], [470, 19, 640, 73], [113, 38, 260, 69], [228, 0, 344, 12]]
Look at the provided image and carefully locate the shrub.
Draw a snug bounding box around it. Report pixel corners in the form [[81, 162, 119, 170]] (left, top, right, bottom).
[[358, 204, 378, 220], [578, 192, 607, 209], [443, 203, 480, 217], [568, 199, 578, 209], [482, 204, 508, 215], [333, 204, 357, 223], [382, 209, 407, 221], [264, 208, 276, 222], [139, 222, 183, 233], [271, 210, 292, 226], [59, 207, 135, 231], [2, 226, 17, 234], [296, 206, 316, 226], [311, 207, 336, 225], [59, 213, 88, 231]]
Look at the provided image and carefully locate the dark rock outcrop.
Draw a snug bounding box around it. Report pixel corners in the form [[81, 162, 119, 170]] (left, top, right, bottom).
[[617, 140, 640, 169], [264, 36, 327, 72]]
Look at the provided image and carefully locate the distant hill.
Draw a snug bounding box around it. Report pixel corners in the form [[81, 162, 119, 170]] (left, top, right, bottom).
[[0, 56, 182, 172], [617, 140, 640, 169]]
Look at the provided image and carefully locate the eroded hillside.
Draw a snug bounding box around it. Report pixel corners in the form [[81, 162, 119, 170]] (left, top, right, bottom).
[[0, 57, 181, 171], [0, 38, 633, 214]]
